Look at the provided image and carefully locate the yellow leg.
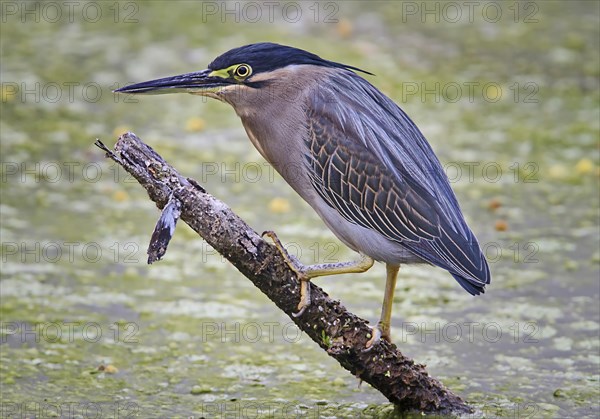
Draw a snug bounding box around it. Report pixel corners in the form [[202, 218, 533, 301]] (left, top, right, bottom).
[[262, 231, 374, 316], [366, 264, 399, 348]]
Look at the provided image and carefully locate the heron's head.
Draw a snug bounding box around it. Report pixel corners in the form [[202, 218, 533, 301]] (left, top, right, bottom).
[[114, 42, 371, 105]]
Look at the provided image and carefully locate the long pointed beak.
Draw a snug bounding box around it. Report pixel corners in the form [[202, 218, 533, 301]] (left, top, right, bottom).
[[114, 69, 232, 95]]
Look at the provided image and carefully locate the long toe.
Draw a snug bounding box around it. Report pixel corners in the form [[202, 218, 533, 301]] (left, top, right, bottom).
[[292, 280, 311, 317]]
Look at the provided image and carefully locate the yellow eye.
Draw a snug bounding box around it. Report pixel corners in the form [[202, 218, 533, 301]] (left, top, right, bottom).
[[234, 64, 252, 79]]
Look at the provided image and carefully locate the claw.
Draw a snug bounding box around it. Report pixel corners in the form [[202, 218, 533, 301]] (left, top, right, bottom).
[[364, 326, 383, 351], [261, 230, 274, 239], [292, 305, 307, 318]]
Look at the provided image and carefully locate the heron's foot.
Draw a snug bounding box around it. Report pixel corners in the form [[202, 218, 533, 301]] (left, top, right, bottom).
[[364, 323, 391, 351], [262, 230, 312, 316]]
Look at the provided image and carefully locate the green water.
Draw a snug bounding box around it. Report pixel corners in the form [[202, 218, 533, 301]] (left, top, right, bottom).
[[1, 1, 598, 417]]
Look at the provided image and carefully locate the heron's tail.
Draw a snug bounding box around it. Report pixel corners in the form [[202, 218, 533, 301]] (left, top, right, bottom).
[[452, 272, 488, 295], [448, 234, 491, 296]]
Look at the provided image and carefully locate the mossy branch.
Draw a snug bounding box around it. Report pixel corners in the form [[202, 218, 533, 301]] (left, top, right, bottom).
[[95, 132, 472, 415]]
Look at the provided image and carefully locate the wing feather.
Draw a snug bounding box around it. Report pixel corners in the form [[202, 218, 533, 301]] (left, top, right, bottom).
[[303, 73, 491, 293]]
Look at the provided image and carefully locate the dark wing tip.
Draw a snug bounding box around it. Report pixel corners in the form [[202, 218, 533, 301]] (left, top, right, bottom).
[[450, 248, 491, 296], [453, 273, 487, 295]]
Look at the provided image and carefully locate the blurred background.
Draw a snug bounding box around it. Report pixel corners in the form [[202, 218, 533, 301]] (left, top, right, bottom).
[[1, 1, 598, 417]]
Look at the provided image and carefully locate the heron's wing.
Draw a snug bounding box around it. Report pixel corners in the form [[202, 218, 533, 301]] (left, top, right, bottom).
[[304, 76, 490, 293]]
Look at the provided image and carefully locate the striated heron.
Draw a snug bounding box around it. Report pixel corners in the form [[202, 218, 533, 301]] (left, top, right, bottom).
[[116, 43, 491, 347]]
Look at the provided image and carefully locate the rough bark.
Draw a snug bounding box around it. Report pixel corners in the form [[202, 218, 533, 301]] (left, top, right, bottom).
[[95, 132, 472, 415]]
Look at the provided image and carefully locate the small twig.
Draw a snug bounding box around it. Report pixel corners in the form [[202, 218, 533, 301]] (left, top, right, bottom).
[[95, 132, 472, 415], [95, 139, 121, 163]]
